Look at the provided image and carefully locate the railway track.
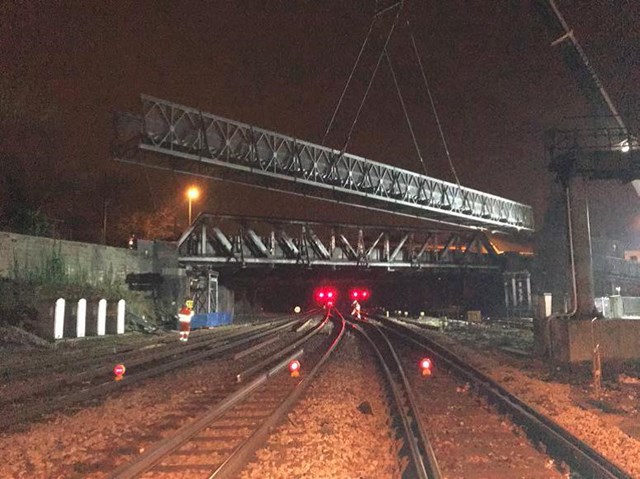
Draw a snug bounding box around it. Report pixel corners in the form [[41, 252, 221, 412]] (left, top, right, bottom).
[[0, 313, 319, 430], [108, 311, 345, 478], [377, 314, 632, 479], [346, 313, 441, 479]]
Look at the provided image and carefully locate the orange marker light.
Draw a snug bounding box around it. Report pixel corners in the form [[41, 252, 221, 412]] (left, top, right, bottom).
[[289, 359, 300, 377], [113, 363, 126, 381], [420, 358, 432, 377]]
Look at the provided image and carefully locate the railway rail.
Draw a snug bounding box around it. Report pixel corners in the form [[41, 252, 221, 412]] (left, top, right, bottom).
[[0, 312, 318, 430], [379, 314, 632, 479], [347, 313, 441, 479], [109, 310, 345, 478]]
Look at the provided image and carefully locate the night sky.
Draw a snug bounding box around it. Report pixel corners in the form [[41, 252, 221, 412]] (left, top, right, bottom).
[[1, 1, 639, 244]]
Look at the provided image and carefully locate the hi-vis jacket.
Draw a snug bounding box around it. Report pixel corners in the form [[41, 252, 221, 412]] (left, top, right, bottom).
[[178, 307, 194, 323]]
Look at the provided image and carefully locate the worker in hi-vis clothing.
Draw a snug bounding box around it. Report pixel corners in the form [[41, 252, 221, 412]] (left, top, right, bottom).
[[178, 300, 194, 342], [351, 300, 362, 320]]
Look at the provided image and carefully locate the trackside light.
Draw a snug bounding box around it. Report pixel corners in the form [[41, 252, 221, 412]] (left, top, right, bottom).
[[327, 291, 333, 298], [318, 292, 325, 298], [113, 363, 126, 381], [289, 359, 301, 377], [420, 358, 432, 377]]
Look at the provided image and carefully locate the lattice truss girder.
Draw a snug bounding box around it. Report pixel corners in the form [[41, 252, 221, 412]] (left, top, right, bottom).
[[128, 95, 534, 232], [178, 214, 500, 270]]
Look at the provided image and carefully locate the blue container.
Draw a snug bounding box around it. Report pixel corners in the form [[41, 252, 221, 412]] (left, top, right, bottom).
[[191, 312, 233, 329]]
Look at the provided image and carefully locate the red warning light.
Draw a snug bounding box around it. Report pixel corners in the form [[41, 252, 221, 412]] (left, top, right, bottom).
[[420, 358, 432, 376], [349, 288, 371, 302], [113, 363, 126, 381], [289, 359, 301, 377], [314, 287, 337, 306]]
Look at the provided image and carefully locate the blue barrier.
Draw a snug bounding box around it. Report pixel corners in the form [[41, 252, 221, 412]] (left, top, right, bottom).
[[191, 312, 233, 329]]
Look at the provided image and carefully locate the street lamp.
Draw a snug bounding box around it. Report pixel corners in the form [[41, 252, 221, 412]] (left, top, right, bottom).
[[186, 186, 200, 224]]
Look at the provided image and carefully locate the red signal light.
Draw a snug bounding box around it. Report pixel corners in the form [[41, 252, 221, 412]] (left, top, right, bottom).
[[350, 288, 370, 301], [289, 359, 301, 377], [420, 358, 432, 377], [113, 363, 126, 381], [315, 286, 337, 305]]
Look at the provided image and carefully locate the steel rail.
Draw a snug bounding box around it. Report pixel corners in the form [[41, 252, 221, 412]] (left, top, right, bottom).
[[236, 315, 328, 382], [0, 316, 295, 379], [0, 317, 297, 408], [378, 316, 632, 479], [349, 318, 440, 479], [208, 311, 346, 478], [108, 348, 305, 479], [0, 318, 302, 430]]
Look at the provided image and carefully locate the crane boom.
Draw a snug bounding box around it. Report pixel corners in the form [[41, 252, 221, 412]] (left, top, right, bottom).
[[535, 0, 640, 193]]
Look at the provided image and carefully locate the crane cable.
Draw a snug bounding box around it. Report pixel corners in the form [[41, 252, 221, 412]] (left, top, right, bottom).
[[340, 2, 404, 155], [407, 20, 461, 187], [384, 48, 428, 175], [321, 16, 377, 147]]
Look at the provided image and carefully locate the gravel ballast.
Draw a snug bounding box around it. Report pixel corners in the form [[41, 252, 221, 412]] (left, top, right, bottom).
[[241, 331, 400, 479]]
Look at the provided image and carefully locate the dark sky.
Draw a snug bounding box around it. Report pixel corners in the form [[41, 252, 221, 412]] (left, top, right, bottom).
[[1, 1, 639, 243]]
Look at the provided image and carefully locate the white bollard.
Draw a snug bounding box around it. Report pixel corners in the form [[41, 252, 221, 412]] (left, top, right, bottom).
[[77, 299, 87, 338], [54, 298, 66, 339], [117, 299, 126, 334], [97, 299, 107, 336]]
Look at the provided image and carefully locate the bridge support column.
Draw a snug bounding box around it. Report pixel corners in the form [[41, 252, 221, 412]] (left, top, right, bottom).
[[567, 177, 596, 317]]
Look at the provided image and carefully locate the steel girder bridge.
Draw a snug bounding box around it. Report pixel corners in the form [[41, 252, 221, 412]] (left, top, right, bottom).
[[178, 214, 500, 271], [114, 95, 535, 233]]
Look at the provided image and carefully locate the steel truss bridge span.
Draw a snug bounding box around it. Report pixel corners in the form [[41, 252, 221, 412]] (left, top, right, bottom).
[[116, 95, 534, 232], [179, 214, 500, 271]]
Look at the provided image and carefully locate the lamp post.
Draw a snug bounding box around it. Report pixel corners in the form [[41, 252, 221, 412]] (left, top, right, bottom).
[[186, 186, 200, 224]]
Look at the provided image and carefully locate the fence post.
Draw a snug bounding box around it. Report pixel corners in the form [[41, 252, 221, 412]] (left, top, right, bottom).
[[77, 298, 87, 338], [54, 298, 65, 339], [117, 299, 126, 334], [97, 299, 107, 336]]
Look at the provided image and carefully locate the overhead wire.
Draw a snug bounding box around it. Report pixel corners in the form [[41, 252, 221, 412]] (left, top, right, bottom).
[[384, 48, 428, 176], [407, 19, 461, 187]]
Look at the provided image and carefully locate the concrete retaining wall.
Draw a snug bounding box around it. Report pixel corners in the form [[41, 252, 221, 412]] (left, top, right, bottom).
[[0, 232, 154, 285], [549, 318, 640, 362]]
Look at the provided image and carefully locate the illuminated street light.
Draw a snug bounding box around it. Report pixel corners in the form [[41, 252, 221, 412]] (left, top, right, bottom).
[[186, 186, 200, 224]]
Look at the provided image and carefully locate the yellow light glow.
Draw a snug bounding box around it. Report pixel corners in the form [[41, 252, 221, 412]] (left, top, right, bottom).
[[186, 186, 200, 200]]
